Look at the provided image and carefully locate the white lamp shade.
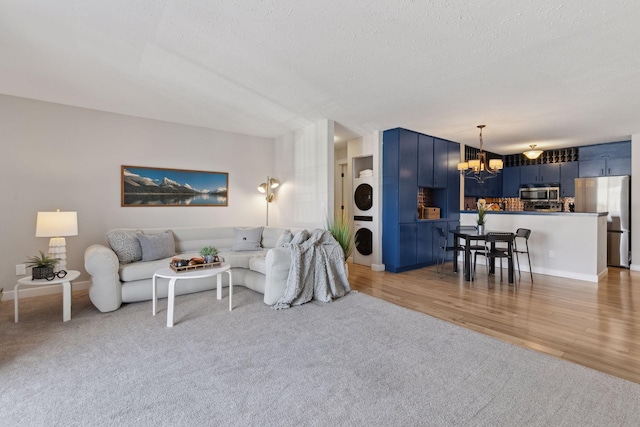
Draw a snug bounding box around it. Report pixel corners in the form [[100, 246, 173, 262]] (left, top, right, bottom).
[[457, 162, 469, 171], [489, 159, 504, 170], [36, 211, 78, 237], [468, 159, 481, 170]]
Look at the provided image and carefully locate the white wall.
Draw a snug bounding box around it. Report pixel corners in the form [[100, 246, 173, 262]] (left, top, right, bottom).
[[0, 95, 275, 289], [273, 119, 334, 229]]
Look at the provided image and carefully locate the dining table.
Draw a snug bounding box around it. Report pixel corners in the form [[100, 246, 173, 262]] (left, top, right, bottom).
[[450, 229, 515, 284]]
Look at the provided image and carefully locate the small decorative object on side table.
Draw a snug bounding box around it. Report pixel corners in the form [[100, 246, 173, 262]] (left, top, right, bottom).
[[25, 250, 60, 280]]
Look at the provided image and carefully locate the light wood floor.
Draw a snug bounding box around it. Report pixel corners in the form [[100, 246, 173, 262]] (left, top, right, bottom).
[[348, 261, 640, 384]]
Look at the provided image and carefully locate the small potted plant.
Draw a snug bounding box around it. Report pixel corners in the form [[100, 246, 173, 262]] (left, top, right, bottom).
[[26, 250, 60, 280], [326, 211, 355, 262], [199, 246, 219, 264]]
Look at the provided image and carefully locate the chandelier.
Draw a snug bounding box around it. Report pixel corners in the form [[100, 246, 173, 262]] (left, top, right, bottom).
[[457, 125, 503, 183]]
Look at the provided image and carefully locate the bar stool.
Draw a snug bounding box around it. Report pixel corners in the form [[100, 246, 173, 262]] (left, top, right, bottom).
[[514, 228, 533, 281]]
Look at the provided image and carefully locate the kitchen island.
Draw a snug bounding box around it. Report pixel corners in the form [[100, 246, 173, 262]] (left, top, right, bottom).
[[460, 211, 608, 282]]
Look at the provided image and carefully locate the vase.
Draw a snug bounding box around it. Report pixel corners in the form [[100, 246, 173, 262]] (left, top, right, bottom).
[[477, 224, 485, 235], [204, 255, 215, 264]]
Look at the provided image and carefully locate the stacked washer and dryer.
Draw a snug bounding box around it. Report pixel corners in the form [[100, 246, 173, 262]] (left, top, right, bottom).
[[353, 168, 375, 266]]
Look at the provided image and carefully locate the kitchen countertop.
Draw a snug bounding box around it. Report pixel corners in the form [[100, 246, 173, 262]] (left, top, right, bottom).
[[462, 210, 608, 217]]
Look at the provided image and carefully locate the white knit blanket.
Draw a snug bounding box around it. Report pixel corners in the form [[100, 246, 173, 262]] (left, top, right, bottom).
[[273, 229, 351, 310]]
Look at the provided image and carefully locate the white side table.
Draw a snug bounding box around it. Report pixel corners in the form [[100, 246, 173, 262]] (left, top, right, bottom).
[[15, 270, 81, 323], [152, 263, 232, 327]]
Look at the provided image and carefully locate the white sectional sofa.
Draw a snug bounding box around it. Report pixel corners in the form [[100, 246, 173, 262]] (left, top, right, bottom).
[[84, 226, 301, 312]]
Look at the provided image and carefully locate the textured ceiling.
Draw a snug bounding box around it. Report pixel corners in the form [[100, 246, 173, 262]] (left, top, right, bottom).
[[1, 1, 639, 153]]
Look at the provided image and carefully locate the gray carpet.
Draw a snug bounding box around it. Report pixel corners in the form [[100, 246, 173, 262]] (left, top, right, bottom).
[[2, 287, 640, 426]]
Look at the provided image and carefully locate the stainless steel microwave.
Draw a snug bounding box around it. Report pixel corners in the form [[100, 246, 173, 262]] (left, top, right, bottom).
[[519, 186, 560, 202]]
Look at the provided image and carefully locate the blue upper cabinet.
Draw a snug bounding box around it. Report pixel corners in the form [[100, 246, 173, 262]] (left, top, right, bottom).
[[579, 141, 631, 177], [502, 167, 520, 197], [418, 135, 448, 188], [433, 139, 449, 188], [447, 141, 460, 220], [520, 163, 560, 184], [398, 129, 418, 222], [417, 134, 434, 187], [560, 162, 579, 197]]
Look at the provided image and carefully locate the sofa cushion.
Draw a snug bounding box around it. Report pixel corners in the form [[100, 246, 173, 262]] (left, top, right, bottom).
[[119, 257, 175, 282], [220, 250, 265, 269], [106, 230, 142, 264], [231, 227, 263, 251], [137, 230, 176, 261], [249, 255, 266, 275]]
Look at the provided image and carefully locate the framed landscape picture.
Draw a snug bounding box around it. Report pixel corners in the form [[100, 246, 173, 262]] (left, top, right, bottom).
[[121, 166, 228, 207]]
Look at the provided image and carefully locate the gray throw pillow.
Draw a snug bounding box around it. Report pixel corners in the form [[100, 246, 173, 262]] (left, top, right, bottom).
[[290, 230, 309, 245], [231, 227, 264, 251], [106, 231, 142, 264], [275, 229, 294, 247], [136, 230, 176, 262]]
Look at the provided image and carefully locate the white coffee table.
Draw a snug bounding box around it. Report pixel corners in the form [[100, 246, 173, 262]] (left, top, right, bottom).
[[15, 270, 81, 323], [152, 263, 232, 327]]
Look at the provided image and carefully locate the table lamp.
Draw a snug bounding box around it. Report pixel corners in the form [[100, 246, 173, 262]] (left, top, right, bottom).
[[35, 210, 78, 271]]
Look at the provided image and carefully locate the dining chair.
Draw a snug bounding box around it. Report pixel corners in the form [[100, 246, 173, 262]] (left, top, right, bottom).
[[455, 226, 485, 280], [435, 227, 463, 277], [473, 232, 515, 283], [514, 228, 533, 282]]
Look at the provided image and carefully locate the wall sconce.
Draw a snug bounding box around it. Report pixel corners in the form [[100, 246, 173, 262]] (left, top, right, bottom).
[[257, 176, 279, 226], [35, 209, 78, 271]]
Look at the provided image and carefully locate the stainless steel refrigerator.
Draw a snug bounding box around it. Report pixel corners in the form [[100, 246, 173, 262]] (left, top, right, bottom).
[[575, 175, 631, 267]]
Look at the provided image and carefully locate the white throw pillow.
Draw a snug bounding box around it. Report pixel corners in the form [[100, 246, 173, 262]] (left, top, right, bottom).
[[231, 227, 264, 251]]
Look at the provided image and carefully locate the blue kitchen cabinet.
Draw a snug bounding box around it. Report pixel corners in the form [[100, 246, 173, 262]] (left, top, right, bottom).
[[579, 140, 631, 177], [383, 128, 461, 272], [418, 135, 448, 188], [398, 223, 418, 268], [560, 162, 579, 197], [417, 222, 434, 264], [447, 141, 461, 220], [502, 167, 521, 197], [398, 130, 418, 222], [485, 174, 503, 197], [579, 157, 631, 177], [520, 163, 560, 184]]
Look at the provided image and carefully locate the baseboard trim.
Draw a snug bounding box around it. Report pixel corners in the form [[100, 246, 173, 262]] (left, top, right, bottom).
[[1, 280, 91, 301], [371, 263, 385, 272]]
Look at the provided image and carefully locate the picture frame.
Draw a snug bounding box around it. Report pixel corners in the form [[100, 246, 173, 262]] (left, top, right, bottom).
[[121, 165, 228, 207]]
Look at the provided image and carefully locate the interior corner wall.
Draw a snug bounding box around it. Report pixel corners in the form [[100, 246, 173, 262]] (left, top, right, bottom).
[[0, 94, 274, 289], [273, 119, 334, 229], [631, 134, 640, 271]]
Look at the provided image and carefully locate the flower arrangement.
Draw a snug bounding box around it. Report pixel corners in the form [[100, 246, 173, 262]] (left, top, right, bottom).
[[476, 198, 493, 226]]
